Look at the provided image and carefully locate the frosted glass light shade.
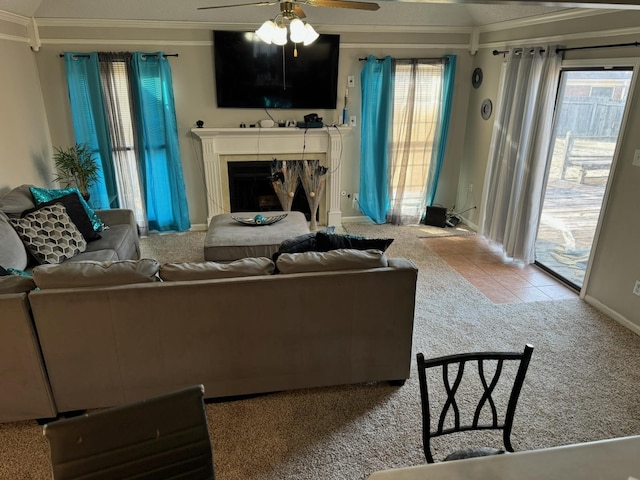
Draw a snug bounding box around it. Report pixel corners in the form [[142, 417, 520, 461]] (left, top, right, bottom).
[[255, 20, 277, 44], [272, 24, 288, 45], [303, 23, 319, 45], [289, 18, 306, 43]]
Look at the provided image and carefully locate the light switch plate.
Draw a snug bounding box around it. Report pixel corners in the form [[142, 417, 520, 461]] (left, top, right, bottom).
[[347, 75, 355, 87], [633, 149, 640, 167], [349, 115, 356, 127]]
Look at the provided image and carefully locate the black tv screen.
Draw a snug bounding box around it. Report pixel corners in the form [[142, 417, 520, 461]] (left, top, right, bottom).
[[213, 30, 340, 109]]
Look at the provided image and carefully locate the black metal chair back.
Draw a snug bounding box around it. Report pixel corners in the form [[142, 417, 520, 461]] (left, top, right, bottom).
[[44, 385, 215, 479], [416, 344, 533, 463]]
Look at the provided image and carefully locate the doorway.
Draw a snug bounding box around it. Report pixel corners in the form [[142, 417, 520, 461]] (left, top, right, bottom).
[[535, 67, 633, 289]]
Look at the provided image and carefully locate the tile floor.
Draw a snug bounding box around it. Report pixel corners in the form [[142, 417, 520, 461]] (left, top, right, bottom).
[[421, 235, 578, 304]]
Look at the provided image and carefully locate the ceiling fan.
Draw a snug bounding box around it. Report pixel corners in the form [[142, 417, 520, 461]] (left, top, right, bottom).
[[198, 0, 381, 18], [199, 0, 379, 47]]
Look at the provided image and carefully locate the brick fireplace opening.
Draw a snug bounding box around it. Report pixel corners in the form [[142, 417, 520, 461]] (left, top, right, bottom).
[[227, 161, 314, 220]]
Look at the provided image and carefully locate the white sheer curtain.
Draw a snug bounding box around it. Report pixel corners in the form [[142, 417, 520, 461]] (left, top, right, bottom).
[[388, 59, 443, 225], [479, 46, 562, 263]]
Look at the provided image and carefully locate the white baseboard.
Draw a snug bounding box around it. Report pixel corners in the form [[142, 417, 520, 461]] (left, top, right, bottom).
[[341, 215, 372, 224], [189, 224, 208, 231], [584, 295, 640, 336]]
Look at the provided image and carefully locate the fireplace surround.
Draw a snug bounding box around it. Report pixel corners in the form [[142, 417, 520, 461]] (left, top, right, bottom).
[[191, 127, 349, 226]]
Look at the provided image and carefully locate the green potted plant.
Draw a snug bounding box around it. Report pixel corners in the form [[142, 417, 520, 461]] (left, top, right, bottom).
[[52, 143, 100, 200]]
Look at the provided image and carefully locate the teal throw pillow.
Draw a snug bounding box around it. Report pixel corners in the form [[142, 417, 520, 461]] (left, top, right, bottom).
[[29, 186, 103, 232]]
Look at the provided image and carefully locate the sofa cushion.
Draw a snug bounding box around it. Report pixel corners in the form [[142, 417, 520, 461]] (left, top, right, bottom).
[[315, 231, 394, 253], [276, 248, 388, 274], [11, 204, 87, 265], [0, 184, 36, 216], [22, 193, 101, 242], [160, 257, 275, 281], [0, 275, 36, 294], [32, 258, 160, 289], [30, 186, 104, 232], [83, 224, 138, 260], [0, 211, 28, 271]]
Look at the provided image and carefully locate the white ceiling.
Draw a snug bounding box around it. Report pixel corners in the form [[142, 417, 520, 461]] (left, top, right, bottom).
[[0, 0, 586, 28]]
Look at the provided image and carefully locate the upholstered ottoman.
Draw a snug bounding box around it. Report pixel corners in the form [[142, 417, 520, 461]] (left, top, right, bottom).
[[204, 211, 310, 262]]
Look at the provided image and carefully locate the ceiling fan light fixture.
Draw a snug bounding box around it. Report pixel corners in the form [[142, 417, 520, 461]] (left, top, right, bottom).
[[255, 20, 277, 44], [302, 23, 319, 45]]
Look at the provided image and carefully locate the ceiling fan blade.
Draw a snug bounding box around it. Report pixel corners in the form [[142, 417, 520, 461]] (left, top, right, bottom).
[[294, 4, 307, 18], [197, 1, 276, 10], [304, 0, 379, 11]]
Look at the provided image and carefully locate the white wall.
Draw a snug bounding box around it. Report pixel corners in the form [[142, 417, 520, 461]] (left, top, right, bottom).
[[0, 30, 53, 194]]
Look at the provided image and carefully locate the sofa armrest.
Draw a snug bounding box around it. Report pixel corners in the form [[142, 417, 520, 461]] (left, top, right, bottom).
[[96, 208, 135, 227]]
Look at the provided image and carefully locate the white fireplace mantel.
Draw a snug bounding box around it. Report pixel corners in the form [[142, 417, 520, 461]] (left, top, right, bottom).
[[191, 126, 350, 226]]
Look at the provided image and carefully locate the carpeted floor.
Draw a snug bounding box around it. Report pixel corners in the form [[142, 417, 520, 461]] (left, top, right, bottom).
[[1, 223, 640, 479]]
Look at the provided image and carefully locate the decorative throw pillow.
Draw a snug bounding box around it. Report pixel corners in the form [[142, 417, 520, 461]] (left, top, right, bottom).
[[160, 257, 275, 282], [22, 193, 101, 242], [29, 186, 104, 232], [11, 204, 87, 265], [272, 226, 335, 262], [315, 232, 394, 253]]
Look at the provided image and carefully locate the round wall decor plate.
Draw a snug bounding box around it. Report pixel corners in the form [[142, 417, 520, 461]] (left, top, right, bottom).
[[472, 67, 483, 88], [481, 98, 493, 120]]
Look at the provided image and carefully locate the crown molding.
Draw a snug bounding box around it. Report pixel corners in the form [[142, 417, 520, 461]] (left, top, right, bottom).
[[41, 38, 213, 47], [481, 24, 640, 50], [0, 32, 29, 43], [342, 42, 470, 50], [477, 7, 618, 33], [32, 16, 470, 35], [0, 9, 30, 26]]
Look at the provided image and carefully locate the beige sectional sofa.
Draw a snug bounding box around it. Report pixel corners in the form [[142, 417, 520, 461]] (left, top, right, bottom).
[[28, 251, 418, 413], [0, 184, 140, 422]]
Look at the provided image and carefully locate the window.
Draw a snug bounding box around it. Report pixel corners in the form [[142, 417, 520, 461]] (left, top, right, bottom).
[[388, 60, 443, 223]]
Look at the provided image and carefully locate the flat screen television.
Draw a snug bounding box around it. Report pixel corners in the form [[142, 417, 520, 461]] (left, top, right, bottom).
[[213, 30, 340, 109]]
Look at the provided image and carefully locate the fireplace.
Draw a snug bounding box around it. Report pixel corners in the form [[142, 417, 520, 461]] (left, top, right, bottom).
[[227, 161, 314, 220], [191, 127, 350, 226]]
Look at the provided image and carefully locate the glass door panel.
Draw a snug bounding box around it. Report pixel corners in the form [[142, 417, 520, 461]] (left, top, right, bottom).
[[535, 68, 632, 289]]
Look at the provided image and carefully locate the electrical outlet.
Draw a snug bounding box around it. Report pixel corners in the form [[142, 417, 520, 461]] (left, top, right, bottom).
[[468, 183, 473, 193], [634, 280, 640, 296], [349, 115, 356, 127], [347, 75, 355, 87], [352, 193, 359, 209], [633, 150, 640, 167]]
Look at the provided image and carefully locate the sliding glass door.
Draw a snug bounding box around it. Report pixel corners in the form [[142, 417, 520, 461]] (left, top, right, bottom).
[[535, 67, 633, 289]]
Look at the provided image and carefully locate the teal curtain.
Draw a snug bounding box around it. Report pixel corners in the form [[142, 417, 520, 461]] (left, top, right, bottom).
[[63, 53, 118, 209], [130, 52, 190, 232], [425, 54, 457, 206], [359, 55, 394, 224]]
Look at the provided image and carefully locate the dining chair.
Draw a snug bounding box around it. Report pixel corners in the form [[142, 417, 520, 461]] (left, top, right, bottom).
[[416, 344, 534, 463], [43, 385, 215, 479]]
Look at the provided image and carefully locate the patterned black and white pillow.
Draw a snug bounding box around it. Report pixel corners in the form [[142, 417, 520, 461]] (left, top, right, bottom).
[[11, 203, 87, 265]]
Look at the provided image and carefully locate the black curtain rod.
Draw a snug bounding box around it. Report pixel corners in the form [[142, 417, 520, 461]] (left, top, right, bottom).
[[493, 40, 640, 56], [59, 53, 178, 58], [358, 56, 449, 62]]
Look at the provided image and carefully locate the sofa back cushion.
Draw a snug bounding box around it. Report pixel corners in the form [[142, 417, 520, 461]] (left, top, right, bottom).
[[0, 211, 28, 271], [0, 184, 36, 216], [0, 275, 36, 294], [160, 257, 275, 281], [276, 248, 388, 274], [32, 259, 160, 289]]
